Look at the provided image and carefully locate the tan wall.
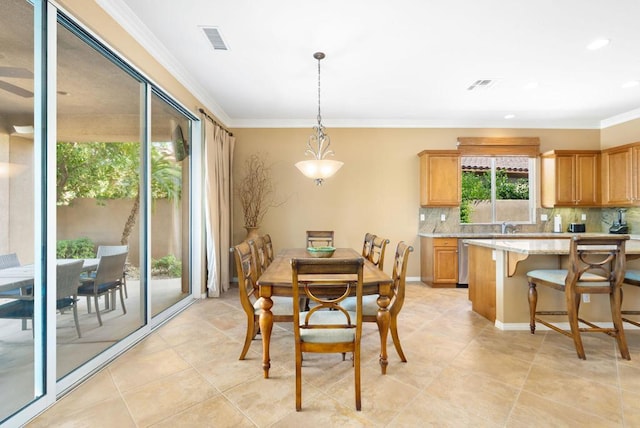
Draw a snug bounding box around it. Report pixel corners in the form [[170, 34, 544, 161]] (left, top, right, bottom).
[[8, 135, 34, 264], [601, 117, 640, 149], [231, 128, 601, 278]]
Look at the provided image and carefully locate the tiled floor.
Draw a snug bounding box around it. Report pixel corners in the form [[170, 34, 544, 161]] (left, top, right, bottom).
[[28, 283, 640, 427]]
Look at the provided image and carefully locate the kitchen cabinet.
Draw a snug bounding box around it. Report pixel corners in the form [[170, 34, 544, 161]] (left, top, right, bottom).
[[420, 237, 458, 287], [540, 150, 600, 207], [601, 142, 640, 206], [418, 150, 461, 207]]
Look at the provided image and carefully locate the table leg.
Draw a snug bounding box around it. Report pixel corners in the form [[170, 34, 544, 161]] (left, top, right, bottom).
[[376, 294, 391, 374], [259, 296, 274, 378]]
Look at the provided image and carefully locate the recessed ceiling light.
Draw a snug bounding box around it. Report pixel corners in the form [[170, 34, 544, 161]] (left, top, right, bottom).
[[504, 114, 515, 119], [622, 80, 640, 88], [523, 81, 538, 90], [587, 38, 610, 50]]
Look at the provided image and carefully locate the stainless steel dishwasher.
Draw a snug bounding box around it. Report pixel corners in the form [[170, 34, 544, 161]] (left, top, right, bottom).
[[457, 239, 469, 287]]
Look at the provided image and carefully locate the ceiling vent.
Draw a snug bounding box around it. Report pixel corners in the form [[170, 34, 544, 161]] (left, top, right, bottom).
[[202, 27, 229, 51], [467, 79, 498, 91]]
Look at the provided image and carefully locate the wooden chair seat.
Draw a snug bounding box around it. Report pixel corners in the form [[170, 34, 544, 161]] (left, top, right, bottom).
[[526, 235, 630, 360]]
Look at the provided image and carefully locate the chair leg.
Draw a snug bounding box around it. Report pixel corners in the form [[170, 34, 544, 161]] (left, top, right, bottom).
[[86, 296, 92, 313], [239, 317, 256, 360], [567, 292, 585, 359], [119, 286, 127, 315], [72, 302, 82, 338], [354, 343, 361, 411], [528, 281, 537, 334], [390, 314, 407, 362], [94, 295, 103, 326], [295, 345, 302, 411], [610, 289, 630, 360], [123, 274, 128, 298]]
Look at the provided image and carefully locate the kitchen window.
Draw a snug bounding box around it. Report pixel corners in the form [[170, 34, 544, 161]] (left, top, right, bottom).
[[460, 156, 535, 224]]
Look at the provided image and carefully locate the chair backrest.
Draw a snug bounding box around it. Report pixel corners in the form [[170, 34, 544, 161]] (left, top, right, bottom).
[[566, 235, 628, 293], [248, 236, 269, 277], [96, 245, 128, 257], [369, 236, 390, 270], [94, 252, 128, 289], [233, 241, 259, 316], [389, 242, 413, 317], [263, 234, 275, 264], [0, 253, 20, 269], [291, 257, 364, 334], [57, 260, 84, 300], [306, 230, 334, 248], [361, 233, 376, 259]]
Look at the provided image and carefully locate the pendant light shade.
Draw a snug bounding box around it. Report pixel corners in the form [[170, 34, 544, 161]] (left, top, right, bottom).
[[296, 52, 343, 186]]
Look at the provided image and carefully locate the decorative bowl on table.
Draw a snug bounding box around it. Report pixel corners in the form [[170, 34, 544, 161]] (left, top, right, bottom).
[[307, 246, 336, 258]]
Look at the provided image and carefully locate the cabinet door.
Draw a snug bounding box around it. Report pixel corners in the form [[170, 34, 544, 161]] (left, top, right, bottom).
[[433, 238, 458, 285], [575, 153, 600, 205], [554, 155, 576, 205], [420, 153, 460, 206], [602, 148, 633, 206]]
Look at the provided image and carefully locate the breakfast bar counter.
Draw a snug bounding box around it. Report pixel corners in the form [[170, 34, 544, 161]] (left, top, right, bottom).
[[463, 236, 640, 329]]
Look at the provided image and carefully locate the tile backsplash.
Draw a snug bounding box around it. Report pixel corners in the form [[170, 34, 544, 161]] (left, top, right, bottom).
[[418, 206, 640, 235]]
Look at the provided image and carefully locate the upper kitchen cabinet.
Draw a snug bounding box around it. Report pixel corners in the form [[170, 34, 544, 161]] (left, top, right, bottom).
[[601, 142, 640, 206], [418, 150, 461, 206], [540, 150, 601, 207]]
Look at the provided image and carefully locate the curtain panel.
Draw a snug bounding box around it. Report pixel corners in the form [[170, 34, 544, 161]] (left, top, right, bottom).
[[204, 117, 235, 296]]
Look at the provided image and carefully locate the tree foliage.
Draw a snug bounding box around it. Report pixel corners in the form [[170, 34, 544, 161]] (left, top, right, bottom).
[[460, 169, 529, 223], [57, 141, 183, 244]]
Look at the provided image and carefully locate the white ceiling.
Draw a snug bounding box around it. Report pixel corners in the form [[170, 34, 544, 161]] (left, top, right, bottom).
[[98, 0, 640, 129]]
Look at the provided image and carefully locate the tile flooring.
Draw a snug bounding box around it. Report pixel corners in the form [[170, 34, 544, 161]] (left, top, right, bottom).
[[28, 283, 640, 427]]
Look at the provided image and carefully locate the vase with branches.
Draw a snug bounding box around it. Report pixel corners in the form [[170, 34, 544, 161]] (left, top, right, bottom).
[[236, 153, 282, 238]]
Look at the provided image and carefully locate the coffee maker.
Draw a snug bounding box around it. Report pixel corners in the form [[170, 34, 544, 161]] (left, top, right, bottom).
[[609, 208, 629, 234]]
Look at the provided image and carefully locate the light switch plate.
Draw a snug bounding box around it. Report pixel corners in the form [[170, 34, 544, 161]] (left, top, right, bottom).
[[440, 214, 446, 222], [541, 214, 548, 221], [581, 213, 587, 221], [420, 213, 425, 221]]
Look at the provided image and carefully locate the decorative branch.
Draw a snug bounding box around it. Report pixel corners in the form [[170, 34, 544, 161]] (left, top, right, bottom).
[[236, 153, 284, 228]]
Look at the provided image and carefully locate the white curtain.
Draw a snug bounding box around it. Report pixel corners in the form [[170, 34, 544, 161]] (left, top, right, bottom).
[[204, 117, 235, 297]]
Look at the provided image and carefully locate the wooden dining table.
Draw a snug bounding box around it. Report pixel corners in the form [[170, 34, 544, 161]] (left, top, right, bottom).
[[0, 258, 99, 293], [257, 247, 394, 379]]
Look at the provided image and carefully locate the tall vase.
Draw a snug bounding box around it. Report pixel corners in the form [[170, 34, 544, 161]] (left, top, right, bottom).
[[244, 226, 260, 241]]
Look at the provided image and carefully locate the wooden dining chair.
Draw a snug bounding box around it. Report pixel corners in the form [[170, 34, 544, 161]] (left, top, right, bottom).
[[361, 233, 376, 259], [306, 230, 334, 248], [368, 235, 390, 270], [263, 234, 275, 265], [343, 241, 413, 362], [233, 241, 293, 360], [291, 257, 364, 411], [248, 236, 269, 277], [526, 235, 630, 360], [621, 270, 640, 327]]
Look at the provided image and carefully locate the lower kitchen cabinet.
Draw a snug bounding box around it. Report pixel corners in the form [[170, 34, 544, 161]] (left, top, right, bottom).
[[420, 237, 458, 287]]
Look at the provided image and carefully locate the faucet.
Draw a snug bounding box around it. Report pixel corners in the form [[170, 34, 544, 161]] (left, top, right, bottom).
[[501, 222, 517, 234]]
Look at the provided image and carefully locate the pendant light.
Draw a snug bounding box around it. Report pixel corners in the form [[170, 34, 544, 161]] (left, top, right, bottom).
[[295, 52, 343, 185]]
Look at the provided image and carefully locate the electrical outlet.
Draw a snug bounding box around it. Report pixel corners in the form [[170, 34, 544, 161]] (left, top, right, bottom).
[[541, 214, 548, 221], [440, 214, 446, 222], [420, 213, 425, 221], [582, 294, 590, 303], [581, 213, 587, 221]]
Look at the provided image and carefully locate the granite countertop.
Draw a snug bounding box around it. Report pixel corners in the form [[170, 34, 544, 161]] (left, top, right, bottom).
[[418, 232, 579, 238], [463, 236, 640, 255]]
